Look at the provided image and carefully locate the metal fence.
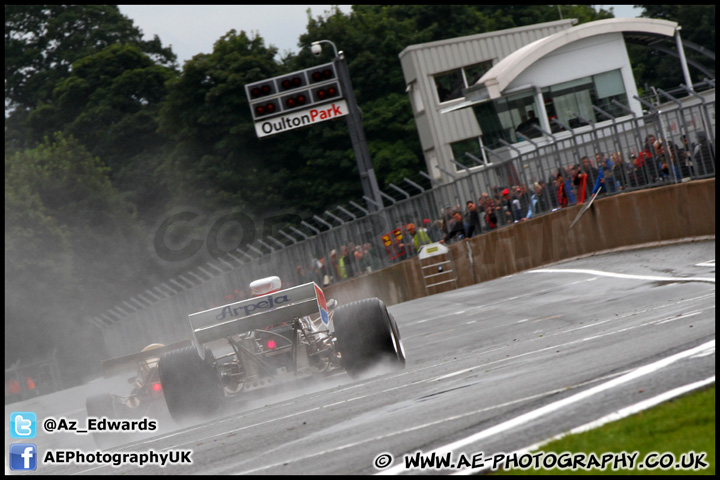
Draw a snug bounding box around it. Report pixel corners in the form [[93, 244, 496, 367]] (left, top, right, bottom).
[[97, 88, 715, 358]]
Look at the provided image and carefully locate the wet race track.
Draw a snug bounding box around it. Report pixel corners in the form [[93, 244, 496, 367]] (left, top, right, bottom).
[[6, 240, 715, 475]]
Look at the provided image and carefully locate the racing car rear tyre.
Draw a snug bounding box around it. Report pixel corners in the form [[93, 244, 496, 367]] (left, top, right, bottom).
[[333, 298, 406, 378], [158, 345, 224, 423]]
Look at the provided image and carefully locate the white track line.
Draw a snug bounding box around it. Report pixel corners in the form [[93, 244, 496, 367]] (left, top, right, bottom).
[[378, 339, 715, 475], [530, 268, 715, 283]]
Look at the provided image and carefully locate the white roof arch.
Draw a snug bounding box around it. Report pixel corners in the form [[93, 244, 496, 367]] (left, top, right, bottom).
[[466, 18, 679, 101]]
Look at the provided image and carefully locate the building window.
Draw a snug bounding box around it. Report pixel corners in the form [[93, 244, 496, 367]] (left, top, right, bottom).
[[542, 70, 628, 128], [543, 76, 595, 128], [451, 137, 483, 168], [464, 61, 493, 87], [474, 69, 629, 149], [435, 69, 465, 103], [471, 90, 541, 148], [434, 60, 494, 104], [593, 69, 628, 118]]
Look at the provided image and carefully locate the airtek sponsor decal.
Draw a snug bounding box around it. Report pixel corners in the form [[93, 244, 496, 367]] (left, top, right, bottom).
[[215, 295, 290, 321], [255, 100, 348, 138]]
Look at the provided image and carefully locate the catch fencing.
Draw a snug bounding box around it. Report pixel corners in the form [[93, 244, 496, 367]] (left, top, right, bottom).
[[96, 88, 715, 358]]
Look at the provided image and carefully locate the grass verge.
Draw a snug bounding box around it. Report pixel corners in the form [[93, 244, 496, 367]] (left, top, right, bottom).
[[494, 385, 714, 475]]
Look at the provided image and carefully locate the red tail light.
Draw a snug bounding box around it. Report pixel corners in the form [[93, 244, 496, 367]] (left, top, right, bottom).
[[267, 340, 276, 350], [152, 382, 162, 392]]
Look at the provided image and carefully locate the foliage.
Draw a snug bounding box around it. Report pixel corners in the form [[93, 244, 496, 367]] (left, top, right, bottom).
[[5, 5, 178, 223], [5, 134, 149, 376], [158, 30, 294, 217], [4, 5, 175, 112], [630, 5, 715, 93]]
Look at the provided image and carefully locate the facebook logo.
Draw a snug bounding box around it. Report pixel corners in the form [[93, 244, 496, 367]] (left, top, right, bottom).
[[9, 443, 37, 471], [10, 412, 36, 439]]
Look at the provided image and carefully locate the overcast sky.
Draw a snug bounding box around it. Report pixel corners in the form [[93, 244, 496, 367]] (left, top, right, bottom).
[[117, 5, 352, 64], [117, 5, 642, 65]]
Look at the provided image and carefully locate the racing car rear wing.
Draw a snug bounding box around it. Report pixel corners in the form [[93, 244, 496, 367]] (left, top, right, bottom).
[[189, 282, 330, 349]]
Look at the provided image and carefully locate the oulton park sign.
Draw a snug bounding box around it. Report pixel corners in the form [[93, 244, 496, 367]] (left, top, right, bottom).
[[254, 100, 349, 138]]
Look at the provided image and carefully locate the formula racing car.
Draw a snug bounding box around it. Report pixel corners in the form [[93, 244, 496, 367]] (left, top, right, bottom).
[[156, 276, 406, 422], [85, 342, 186, 446]]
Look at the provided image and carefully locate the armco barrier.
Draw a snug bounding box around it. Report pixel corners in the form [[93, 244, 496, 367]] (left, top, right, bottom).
[[323, 178, 715, 306]]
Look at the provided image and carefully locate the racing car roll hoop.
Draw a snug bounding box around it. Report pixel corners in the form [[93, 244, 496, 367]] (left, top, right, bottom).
[[156, 277, 406, 422]]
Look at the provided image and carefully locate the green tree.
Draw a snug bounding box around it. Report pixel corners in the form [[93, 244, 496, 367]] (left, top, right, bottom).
[[5, 5, 175, 113], [159, 30, 302, 219], [25, 43, 177, 216], [630, 5, 715, 93], [5, 133, 149, 380]]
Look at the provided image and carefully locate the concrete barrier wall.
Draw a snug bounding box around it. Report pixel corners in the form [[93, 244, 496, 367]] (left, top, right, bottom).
[[324, 178, 715, 306]]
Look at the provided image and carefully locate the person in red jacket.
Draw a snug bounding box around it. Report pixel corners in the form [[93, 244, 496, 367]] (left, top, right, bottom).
[[572, 164, 589, 204], [555, 172, 569, 208]]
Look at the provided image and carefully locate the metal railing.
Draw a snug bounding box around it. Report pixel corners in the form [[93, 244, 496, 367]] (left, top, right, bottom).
[[95, 88, 715, 357]]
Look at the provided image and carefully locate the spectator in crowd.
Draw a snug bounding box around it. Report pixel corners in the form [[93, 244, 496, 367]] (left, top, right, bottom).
[[353, 246, 371, 275], [295, 265, 308, 285], [407, 222, 433, 251], [329, 249, 341, 281], [573, 164, 590, 203], [312, 256, 330, 286], [526, 182, 547, 219], [492, 186, 502, 205], [499, 188, 516, 224], [677, 135, 694, 179], [440, 210, 467, 244], [562, 166, 577, 205], [555, 171, 570, 208], [637, 136, 662, 183], [516, 110, 541, 139], [363, 242, 383, 272], [591, 161, 608, 195], [693, 130, 715, 177], [438, 217, 448, 237], [483, 197, 498, 229], [517, 185, 530, 217], [511, 187, 524, 221], [629, 152, 647, 186], [644, 134, 656, 161], [465, 200, 482, 237], [339, 245, 354, 279], [7, 377, 21, 399], [611, 152, 629, 190], [428, 219, 442, 242], [25, 376, 37, 396], [596, 152, 616, 193], [654, 138, 683, 182], [582, 155, 599, 185], [425, 218, 442, 242]]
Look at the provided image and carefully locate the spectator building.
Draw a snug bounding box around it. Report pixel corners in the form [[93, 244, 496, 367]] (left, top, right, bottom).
[[399, 18, 697, 184]]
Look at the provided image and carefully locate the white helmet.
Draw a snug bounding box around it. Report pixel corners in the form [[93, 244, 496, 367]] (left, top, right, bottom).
[[141, 343, 165, 370]]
